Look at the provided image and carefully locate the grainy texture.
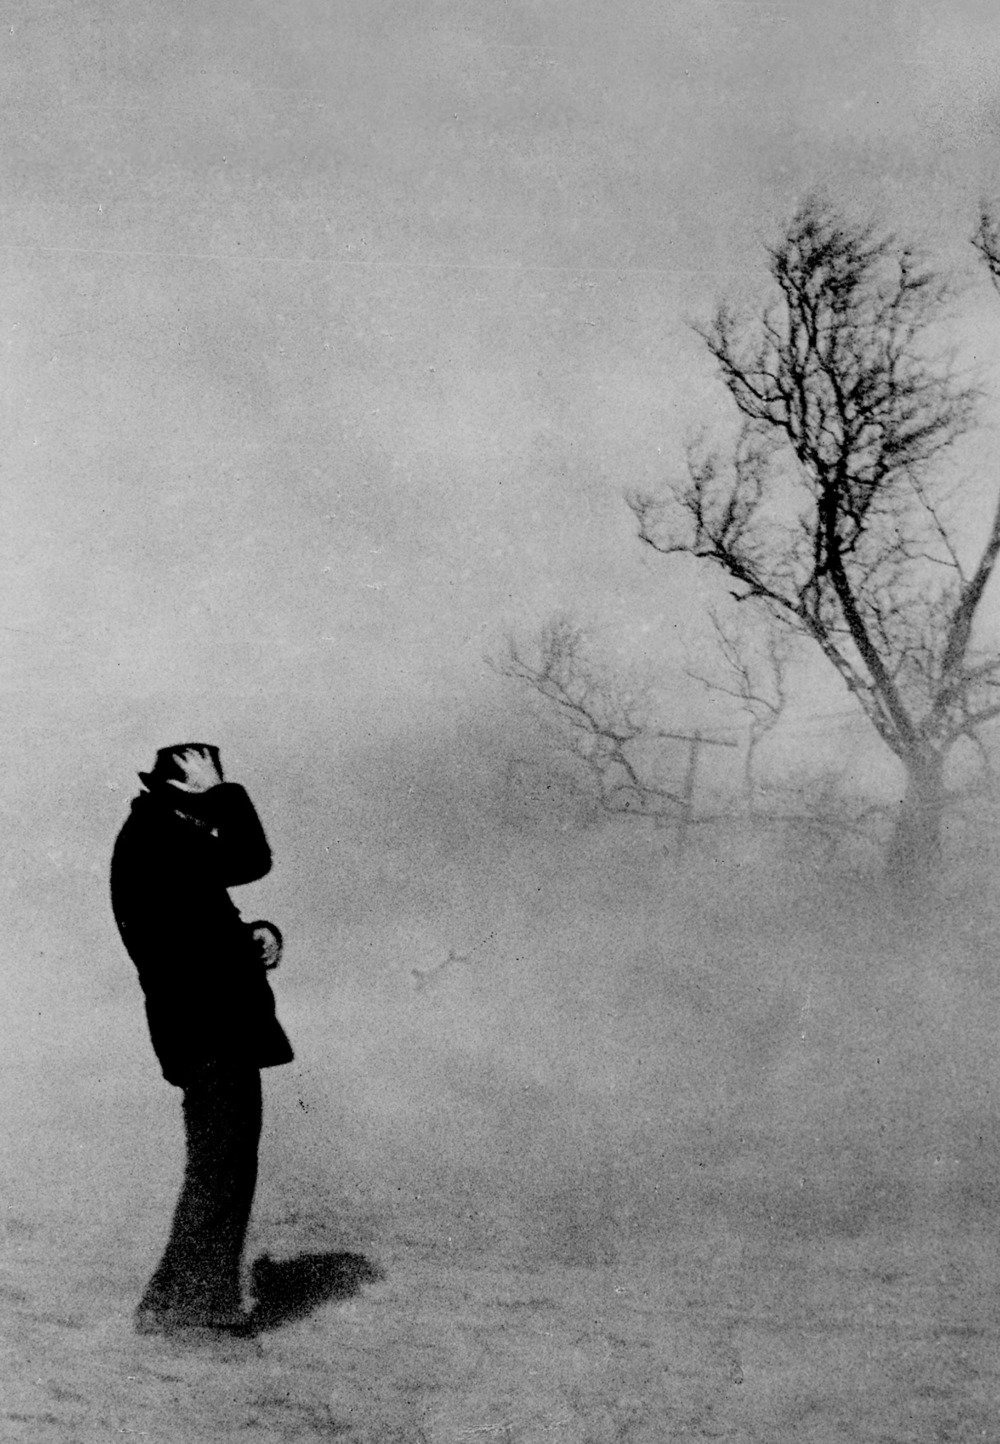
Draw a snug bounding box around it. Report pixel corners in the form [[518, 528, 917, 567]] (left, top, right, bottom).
[[5, 3, 1000, 1440], [6, 852, 1000, 1442], [5, 1208, 1000, 1441]]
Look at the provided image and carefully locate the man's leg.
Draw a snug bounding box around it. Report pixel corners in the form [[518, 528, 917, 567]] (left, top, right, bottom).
[[137, 1064, 263, 1328]]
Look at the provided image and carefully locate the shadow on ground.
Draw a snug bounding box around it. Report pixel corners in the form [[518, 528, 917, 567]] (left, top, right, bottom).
[[247, 1250, 384, 1333]]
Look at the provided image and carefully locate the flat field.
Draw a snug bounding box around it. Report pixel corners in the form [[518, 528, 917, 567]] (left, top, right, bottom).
[[4, 833, 999, 1442]]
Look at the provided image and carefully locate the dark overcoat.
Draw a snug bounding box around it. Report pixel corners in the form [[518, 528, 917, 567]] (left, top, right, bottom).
[[110, 781, 294, 1086]]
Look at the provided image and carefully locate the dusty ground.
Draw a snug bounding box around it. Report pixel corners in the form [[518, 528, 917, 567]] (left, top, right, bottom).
[[5, 1203, 1000, 1442], [4, 840, 1000, 1441]]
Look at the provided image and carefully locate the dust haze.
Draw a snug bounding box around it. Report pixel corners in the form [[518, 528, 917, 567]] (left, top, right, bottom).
[[6, 0, 1000, 1437], [6, 684, 1000, 1436], [8, 700, 1000, 1259]]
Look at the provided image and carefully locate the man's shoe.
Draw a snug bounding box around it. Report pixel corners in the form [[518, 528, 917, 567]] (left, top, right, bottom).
[[135, 1303, 255, 1337]]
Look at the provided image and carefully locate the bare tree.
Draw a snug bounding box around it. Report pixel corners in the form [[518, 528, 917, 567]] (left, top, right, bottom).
[[629, 196, 1000, 890], [496, 615, 687, 822]]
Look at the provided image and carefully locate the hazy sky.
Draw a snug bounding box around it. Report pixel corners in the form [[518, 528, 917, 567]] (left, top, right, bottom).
[[3, 0, 1000, 796]]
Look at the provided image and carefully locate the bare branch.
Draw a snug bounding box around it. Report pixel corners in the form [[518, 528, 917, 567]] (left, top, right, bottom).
[[973, 202, 1000, 297], [686, 609, 797, 810], [495, 617, 689, 819]]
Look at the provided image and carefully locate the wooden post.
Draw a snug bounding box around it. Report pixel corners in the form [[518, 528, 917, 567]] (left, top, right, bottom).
[[654, 728, 738, 853]]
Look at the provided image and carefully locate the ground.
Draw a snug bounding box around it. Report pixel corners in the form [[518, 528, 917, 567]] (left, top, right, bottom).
[[4, 838, 1000, 1441], [5, 1208, 1000, 1442]]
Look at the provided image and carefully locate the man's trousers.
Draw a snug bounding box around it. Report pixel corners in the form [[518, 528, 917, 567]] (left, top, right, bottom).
[[139, 1063, 263, 1323]]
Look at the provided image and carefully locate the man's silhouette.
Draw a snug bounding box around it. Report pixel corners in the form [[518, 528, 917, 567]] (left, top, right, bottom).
[[111, 743, 293, 1335]]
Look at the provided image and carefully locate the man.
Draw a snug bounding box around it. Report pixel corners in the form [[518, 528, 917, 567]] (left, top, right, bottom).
[[110, 743, 294, 1336]]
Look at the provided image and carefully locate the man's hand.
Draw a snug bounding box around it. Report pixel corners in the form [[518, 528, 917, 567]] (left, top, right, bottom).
[[250, 921, 283, 971], [166, 746, 225, 794]]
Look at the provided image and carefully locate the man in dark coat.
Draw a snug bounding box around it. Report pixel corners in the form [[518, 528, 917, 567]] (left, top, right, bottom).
[[110, 743, 294, 1335]]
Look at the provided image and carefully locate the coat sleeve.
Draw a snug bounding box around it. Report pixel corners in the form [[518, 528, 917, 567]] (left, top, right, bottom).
[[202, 783, 273, 886]]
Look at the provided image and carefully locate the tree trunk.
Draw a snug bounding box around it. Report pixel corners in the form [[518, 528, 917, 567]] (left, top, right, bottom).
[[885, 752, 945, 896]]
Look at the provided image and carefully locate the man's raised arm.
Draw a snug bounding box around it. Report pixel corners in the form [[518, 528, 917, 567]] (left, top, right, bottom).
[[163, 745, 272, 885], [204, 782, 273, 886]]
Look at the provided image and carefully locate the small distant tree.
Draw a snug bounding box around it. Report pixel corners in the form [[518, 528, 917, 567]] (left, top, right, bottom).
[[496, 615, 687, 823], [629, 196, 1000, 891], [686, 615, 892, 861]]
